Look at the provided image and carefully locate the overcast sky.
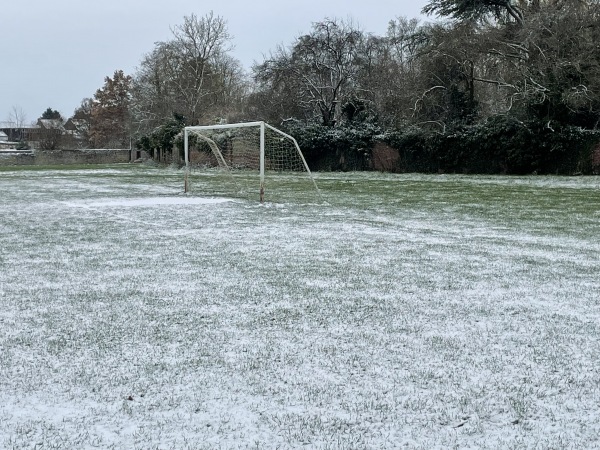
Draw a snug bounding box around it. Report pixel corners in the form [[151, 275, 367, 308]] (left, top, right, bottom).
[[2, 0, 433, 124]]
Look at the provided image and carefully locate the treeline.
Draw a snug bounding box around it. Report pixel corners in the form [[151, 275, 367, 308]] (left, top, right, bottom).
[[76, 1, 600, 174]]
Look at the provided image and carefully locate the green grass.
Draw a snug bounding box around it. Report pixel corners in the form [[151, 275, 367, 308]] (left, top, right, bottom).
[[0, 166, 599, 448]]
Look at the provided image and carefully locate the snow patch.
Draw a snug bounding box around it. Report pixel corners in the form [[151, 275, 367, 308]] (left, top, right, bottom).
[[66, 197, 234, 208]]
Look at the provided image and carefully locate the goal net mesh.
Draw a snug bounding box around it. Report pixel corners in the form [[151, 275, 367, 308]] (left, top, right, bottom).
[[184, 123, 321, 203]]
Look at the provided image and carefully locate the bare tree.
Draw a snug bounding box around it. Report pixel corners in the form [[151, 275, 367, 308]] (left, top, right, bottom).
[[402, 22, 484, 128], [6, 106, 28, 142], [169, 12, 233, 123], [254, 19, 365, 126], [8, 105, 27, 128], [131, 11, 246, 133], [132, 44, 179, 130], [355, 17, 427, 127], [463, 1, 600, 127]]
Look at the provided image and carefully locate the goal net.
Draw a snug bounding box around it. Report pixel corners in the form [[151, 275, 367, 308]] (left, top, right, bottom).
[[183, 121, 322, 203]]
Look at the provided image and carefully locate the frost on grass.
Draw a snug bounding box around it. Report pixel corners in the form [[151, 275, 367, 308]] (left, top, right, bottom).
[[0, 166, 599, 449]]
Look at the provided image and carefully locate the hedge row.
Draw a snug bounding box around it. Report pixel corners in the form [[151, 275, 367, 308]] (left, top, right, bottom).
[[284, 117, 600, 175]]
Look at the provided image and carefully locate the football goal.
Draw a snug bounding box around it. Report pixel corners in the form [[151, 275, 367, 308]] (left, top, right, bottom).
[[183, 121, 322, 203]]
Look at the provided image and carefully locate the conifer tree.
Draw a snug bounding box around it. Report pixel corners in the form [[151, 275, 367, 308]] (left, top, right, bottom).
[[40, 107, 63, 121], [423, 0, 525, 24]]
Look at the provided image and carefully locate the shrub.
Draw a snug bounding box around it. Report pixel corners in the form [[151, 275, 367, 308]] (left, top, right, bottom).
[[381, 127, 439, 173], [378, 117, 600, 175], [282, 121, 381, 171]]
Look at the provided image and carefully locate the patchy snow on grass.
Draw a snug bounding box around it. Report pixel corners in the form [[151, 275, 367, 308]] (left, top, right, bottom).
[[67, 197, 235, 208], [0, 165, 599, 449]]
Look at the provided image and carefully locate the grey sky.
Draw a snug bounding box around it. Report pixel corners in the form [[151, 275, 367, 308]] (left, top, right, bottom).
[[2, 0, 432, 123]]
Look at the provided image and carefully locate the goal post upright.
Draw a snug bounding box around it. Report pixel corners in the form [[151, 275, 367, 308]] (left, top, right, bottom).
[[184, 127, 189, 167], [259, 121, 265, 203], [183, 127, 190, 192]]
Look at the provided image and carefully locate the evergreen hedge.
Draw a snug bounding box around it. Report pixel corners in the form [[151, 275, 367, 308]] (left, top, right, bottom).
[[288, 117, 600, 175]]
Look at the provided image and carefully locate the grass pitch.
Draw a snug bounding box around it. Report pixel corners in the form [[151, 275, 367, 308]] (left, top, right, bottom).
[[0, 165, 599, 448]]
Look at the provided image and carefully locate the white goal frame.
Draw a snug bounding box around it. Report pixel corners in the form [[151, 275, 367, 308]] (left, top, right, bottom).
[[183, 121, 321, 202]]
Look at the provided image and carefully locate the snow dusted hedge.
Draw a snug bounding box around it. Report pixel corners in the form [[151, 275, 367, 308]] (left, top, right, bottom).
[[281, 122, 377, 171], [283, 118, 600, 175]]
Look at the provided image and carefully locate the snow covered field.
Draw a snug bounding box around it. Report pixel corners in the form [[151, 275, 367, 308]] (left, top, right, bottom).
[[1, 165, 599, 449]]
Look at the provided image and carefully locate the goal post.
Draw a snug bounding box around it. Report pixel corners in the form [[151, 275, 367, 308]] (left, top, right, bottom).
[[183, 121, 322, 203]]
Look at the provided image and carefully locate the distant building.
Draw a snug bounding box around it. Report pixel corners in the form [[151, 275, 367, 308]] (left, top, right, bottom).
[[0, 119, 91, 149], [64, 118, 89, 139], [37, 119, 65, 132], [28, 119, 65, 150], [0, 125, 31, 142]]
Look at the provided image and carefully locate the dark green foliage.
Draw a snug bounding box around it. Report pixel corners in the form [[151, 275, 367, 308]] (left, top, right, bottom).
[[268, 117, 600, 175], [136, 113, 186, 154], [153, 113, 186, 152], [136, 135, 152, 151], [381, 117, 600, 175], [422, 0, 524, 24], [16, 140, 30, 150], [447, 85, 478, 126], [40, 108, 63, 121], [463, 118, 600, 175], [282, 121, 381, 171], [341, 97, 370, 124], [382, 128, 440, 173]]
